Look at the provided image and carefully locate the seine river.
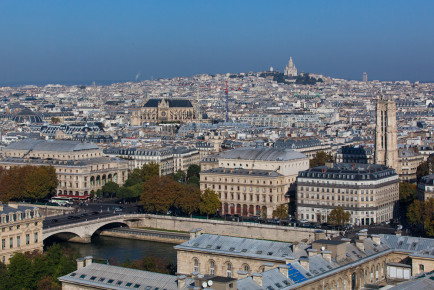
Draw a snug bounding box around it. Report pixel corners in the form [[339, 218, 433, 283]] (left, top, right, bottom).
[[45, 236, 177, 264]]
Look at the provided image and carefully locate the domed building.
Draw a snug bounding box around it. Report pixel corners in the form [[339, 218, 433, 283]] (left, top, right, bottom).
[[12, 108, 43, 124]]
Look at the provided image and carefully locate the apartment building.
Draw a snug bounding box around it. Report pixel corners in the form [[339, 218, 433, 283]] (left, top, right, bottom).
[[0, 204, 43, 264], [296, 163, 399, 226], [200, 147, 309, 218]]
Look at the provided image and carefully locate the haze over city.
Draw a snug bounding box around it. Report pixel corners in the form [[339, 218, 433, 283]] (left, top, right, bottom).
[[1, 0, 434, 85]]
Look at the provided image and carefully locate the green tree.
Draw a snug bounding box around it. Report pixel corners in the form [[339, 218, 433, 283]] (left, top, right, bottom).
[[272, 204, 289, 221], [117, 186, 133, 200], [101, 181, 120, 198], [399, 182, 418, 204], [128, 162, 160, 183], [172, 169, 186, 183], [186, 175, 200, 188], [123, 177, 141, 187], [199, 189, 221, 218], [187, 164, 201, 179], [7, 253, 34, 289], [175, 185, 200, 217], [407, 198, 434, 236], [310, 151, 333, 168], [327, 206, 351, 227]]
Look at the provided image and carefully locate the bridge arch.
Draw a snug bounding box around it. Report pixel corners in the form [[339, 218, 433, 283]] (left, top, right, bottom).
[[43, 218, 129, 243]]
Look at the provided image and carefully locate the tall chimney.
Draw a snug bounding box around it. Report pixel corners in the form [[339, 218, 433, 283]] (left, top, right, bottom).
[[237, 271, 248, 279], [321, 250, 332, 263], [299, 257, 309, 272], [278, 265, 289, 278], [76, 258, 85, 269]]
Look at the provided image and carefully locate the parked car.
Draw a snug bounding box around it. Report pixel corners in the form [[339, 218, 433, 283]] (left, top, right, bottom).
[[300, 219, 308, 223]]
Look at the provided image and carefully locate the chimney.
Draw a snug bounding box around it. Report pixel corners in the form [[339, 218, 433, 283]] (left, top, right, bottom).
[[292, 242, 299, 253], [321, 250, 332, 264], [341, 238, 351, 245], [299, 257, 309, 271], [278, 265, 289, 278], [189, 228, 202, 240], [371, 234, 381, 245], [177, 275, 186, 289], [357, 232, 367, 240], [262, 262, 274, 271], [237, 270, 248, 279], [285, 257, 295, 265], [307, 248, 318, 257], [84, 256, 93, 266], [76, 257, 85, 269], [356, 240, 365, 252], [252, 273, 263, 286]]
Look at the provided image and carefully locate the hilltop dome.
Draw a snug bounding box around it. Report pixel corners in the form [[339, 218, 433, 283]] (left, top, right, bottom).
[[13, 108, 43, 124]]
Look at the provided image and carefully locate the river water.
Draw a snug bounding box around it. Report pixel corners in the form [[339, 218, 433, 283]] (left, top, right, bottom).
[[45, 236, 178, 264]]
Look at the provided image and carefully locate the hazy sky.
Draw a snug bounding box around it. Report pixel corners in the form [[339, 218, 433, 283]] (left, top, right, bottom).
[[1, 0, 433, 84]]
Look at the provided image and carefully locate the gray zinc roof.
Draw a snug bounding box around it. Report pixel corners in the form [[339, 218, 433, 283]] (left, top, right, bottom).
[[6, 139, 99, 152], [58, 263, 191, 290], [174, 234, 294, 261], [218, 147, 306, 161]]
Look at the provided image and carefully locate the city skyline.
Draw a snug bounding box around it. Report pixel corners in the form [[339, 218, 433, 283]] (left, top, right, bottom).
[[1, 0, 434, 85]]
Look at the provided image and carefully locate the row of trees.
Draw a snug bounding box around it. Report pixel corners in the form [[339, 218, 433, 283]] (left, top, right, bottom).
[[0, 244, 76, 289], [140, 175, 220, 217], [0, 165, 58, 203]]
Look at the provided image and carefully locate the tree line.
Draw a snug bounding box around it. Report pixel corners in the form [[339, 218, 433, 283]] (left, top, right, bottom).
[[0, 244, 76, 290], [0, 165, 58, 203], [98, 163, 221, 218]]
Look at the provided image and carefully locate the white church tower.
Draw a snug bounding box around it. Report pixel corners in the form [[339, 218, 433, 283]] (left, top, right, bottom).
[[284, 57, 297, 77]]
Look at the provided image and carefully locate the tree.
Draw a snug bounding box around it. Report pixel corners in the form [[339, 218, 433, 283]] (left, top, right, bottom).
[[101, 181, 120, 198], [7, 253, 34, 289], [172, 169, 186, 183], [129, 162, 160, 183], [186, 175, 200, 188], [199, 188, 221, 218], [140, 176, 181, 214], [407, 198, 434, 237], [399, 182, 417, 204], [51, 117, 61, 124], [0, 165, 57, 202], [175, 185, 200, 217], [187, 164, 201, 179], [272, 204, 289, 221], [327, 206, 351, 227], [23, 166, 58, 200], [310, 151, 333, 168], [416, 156, 434, 182], [117, 186, 134, 200]]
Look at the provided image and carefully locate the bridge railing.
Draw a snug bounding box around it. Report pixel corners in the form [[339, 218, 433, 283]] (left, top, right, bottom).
[[43, 215, 129, 233]]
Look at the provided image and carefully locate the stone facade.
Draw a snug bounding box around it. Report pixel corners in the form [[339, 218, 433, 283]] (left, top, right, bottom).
[[131, 98, 197, 125], [200, 147, 309, 218], [297, 163, 399, 225], [0, 139, 128, 199], [375, 97, 400, 172], [0, 204, 43, 264], [417, 174, 434, 201]]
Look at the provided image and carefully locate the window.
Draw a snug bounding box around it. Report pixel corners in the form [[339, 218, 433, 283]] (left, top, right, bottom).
[[193, 258, 199, 272], [16, 236, 20, 247], [1, 239, 5, 250], [34, 233, 38, 243], [420, 264, 425, 272], [9, 237, 13, 248], [210, 260, 215, 275], [26, 234, 30, 245], [226, 263, 232, 278]]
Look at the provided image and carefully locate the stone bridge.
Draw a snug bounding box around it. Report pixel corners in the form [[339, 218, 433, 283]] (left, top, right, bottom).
[[43, 215, 135, 243], [43, 214, 339, 244]]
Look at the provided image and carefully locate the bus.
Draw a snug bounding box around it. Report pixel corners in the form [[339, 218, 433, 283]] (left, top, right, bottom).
[[50, 197, 74, 206]]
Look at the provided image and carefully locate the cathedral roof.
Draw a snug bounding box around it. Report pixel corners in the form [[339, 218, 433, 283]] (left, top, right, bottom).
[[143, 98, 193, 108]]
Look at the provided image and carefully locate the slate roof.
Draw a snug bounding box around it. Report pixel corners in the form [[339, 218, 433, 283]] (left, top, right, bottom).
[[58, 262, 192, 290], [202, 167, 283, 177], [380, 235, 434, 253], [5, 139, 99, 152], [174, 234, 294, 261], [143, 98, 193, 108], [218, 147, 307, 161]]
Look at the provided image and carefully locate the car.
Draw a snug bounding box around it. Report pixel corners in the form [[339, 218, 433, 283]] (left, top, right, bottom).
[[300, 219, 309, 223], [114, 207, 123, 212]]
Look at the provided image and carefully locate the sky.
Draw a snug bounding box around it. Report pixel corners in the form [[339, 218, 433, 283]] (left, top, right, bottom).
[[0, 0, 433, 85]]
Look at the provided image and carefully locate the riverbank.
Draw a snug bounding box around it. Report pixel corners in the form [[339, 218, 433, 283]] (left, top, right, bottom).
[[101, 227, 189, 244]]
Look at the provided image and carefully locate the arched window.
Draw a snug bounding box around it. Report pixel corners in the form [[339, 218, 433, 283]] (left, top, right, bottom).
[[226, 263, 232, 278], [193, 258, 199, 273], [209, 260, 215, 275], [420, 264, 425, 272], [242, 264, 250, 273]]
